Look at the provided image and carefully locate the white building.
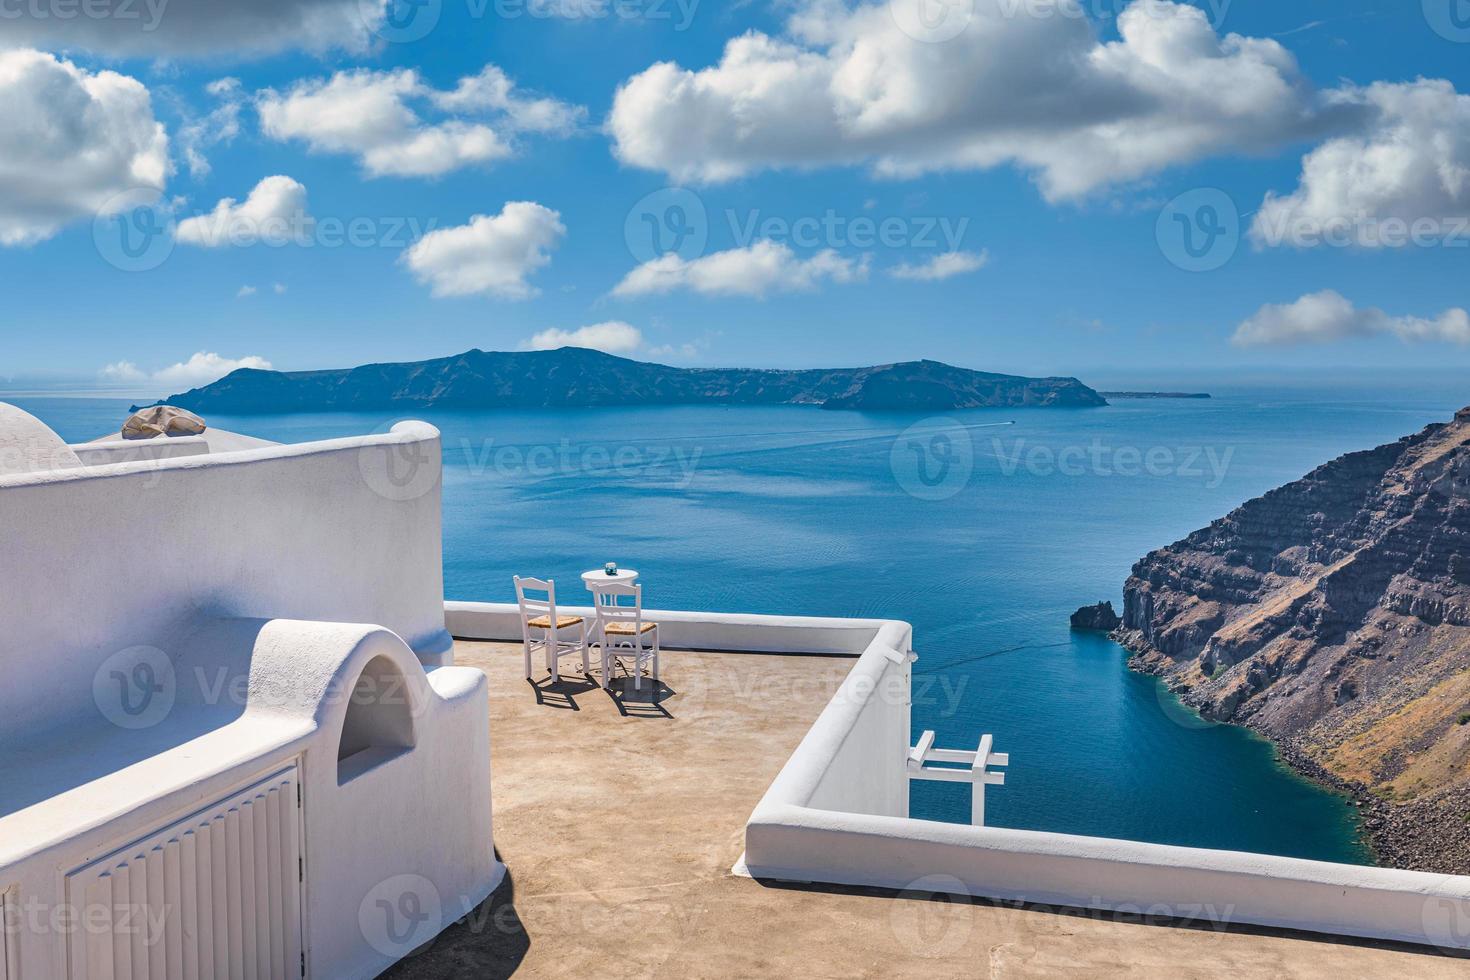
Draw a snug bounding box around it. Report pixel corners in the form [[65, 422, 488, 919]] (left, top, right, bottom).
[[0, 403, 500, 979]]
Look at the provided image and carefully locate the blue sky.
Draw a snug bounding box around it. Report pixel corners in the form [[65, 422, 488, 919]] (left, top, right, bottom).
[[2, 0, 1469, 396]]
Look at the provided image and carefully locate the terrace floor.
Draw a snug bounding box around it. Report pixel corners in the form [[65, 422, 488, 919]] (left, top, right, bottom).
[[384, 640, 1469, 979]]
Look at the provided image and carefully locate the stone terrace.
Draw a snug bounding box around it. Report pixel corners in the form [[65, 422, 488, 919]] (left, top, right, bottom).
[[384, 641, 1469, 979]]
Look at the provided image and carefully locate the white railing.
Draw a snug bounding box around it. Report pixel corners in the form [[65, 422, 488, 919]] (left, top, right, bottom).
[[907, 731, 1008, 826]]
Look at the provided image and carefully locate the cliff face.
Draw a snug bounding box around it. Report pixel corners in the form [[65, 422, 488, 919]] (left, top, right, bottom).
[[1115, 407, 1470, 872], [154, 348, 1107, 414]]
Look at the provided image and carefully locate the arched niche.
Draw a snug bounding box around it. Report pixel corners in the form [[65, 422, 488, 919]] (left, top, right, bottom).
[[336, 655, 416, 784]]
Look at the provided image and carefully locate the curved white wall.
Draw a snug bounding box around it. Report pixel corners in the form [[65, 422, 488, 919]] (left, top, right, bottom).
[[70, 435, 211, 466], [0, 422, 452, 743], [741, 624, 1470, 952]]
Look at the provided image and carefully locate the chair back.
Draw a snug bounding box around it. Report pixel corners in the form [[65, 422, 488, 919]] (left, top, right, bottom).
[[514, 576, 558, 638], [591, 581, 644, 635]]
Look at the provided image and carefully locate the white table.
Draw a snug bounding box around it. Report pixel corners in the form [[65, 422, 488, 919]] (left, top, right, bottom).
[[582, 567, 638, 592]]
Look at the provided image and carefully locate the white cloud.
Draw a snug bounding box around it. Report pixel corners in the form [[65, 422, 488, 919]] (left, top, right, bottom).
[[1232, 290, 1470, 347], [0, 0, 379, 58], [401, 201, 565, 299], [0, 49, 169, 246], [99, 353, 274, 388], [177, 78, 245, 180], [1252, 79, 1470, 248], [259, 66, 582, 178], [99, 361, 147, 383], [889, 250, 989, 281], [525, 321, 645, 354], [430, 65, 586, 134], [237, 285, 258, 298], [608, 1, 1332, 200], [273, 282, 288, 294], [176, 176, 310, 247], [612, 241, 868, 298]]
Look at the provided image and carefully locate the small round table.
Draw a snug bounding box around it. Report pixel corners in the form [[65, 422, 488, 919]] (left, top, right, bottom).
[[582, 568, 638, 592]]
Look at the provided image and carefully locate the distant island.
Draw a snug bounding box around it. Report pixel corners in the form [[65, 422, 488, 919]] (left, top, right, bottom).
[[1100, 391, 1211, 400], [148, 347, 1109, 414], [1114, 406, 1470, 874]]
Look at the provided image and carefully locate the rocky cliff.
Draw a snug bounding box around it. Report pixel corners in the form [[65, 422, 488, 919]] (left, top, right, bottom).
[[1115, 407, 1470, 873], [150, 347, 1108, 414]]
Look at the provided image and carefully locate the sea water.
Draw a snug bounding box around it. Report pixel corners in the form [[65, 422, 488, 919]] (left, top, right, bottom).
[[17, 381, 1470, 863]]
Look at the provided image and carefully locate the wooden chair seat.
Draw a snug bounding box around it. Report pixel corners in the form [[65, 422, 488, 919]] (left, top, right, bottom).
[[528, 614, 584, 630], [603, 620, 657, 636]]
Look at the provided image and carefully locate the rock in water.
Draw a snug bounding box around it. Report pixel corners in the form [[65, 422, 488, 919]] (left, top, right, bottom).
[[1070, 601, 1121, 631], [122, 406, 207, 439]]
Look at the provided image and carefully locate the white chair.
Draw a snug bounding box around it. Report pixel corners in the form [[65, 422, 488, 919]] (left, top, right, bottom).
[[591, 582, 660, 690], [514, 576, 589, 682]]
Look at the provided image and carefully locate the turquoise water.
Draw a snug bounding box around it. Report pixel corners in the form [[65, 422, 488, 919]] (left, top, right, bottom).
[[16, 383, 1470, 864]]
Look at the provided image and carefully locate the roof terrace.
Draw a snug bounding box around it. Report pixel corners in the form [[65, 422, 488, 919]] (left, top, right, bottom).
[[385, 640, 1466, 979]]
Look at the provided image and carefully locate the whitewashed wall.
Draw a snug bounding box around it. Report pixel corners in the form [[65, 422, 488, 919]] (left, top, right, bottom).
[[69, 435, 211, 466], [0, 423, 453, 743], [740, 623, 1470, 952], [0, 421, 499, 979]]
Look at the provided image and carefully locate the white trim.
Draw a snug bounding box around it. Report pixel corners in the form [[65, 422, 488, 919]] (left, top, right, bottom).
[[713, 614, 1470, 951]]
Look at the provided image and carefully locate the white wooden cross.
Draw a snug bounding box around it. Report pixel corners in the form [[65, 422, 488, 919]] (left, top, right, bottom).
[[907, 730, 1009, 826]]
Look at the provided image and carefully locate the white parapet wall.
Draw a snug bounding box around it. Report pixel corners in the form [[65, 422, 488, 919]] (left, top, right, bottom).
[[69, 435, 212, 467], [731, 621, 1470, 952], [1, 422, 454, 742], [0, 416, 499, 979]]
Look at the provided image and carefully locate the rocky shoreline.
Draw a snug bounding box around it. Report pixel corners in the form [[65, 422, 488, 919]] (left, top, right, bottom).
[[1111, 406, 1470, 875], [1116, 631, 1470, 873]]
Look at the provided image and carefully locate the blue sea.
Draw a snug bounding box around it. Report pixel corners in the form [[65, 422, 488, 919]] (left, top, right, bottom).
[[15, 379, 1470, 865]]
